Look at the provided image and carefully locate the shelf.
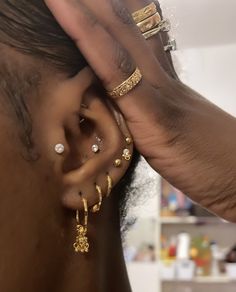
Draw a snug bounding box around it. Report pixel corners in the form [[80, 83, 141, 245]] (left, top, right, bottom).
[[162, 275, 236, 284], [160, 216, 228, 224]]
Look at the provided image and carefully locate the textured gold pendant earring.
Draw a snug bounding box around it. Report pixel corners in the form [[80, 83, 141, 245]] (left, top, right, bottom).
[[73, 198, 89, 254]]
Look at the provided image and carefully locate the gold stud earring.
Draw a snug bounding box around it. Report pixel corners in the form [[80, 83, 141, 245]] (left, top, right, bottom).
[[114, 159, 122, 167], [125, 137, 133, 145], [73, 198, 89, 254], [122, 149, 132, 161], [106, 175, 113, 197], [91, 185, 103, 213]]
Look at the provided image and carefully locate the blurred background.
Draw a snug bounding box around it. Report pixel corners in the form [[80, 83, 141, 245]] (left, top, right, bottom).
[[125, 0, 236, 291]]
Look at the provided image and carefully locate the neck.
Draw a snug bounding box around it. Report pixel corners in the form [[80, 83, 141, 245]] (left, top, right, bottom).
[[0, 194, 131, 292]]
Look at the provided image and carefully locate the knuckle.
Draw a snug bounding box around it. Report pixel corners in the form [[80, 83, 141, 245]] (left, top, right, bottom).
[[115, 45, 135, 76], [111, 0, 134, 25]]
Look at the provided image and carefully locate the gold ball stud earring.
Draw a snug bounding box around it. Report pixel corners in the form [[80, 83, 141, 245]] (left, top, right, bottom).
[[114, 159, 122, 167], [125, 137, 133, 145]]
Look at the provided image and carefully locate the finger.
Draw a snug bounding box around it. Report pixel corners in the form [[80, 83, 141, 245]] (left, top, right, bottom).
[[124, 0, 178, 78], [77, 0, 169, 86]]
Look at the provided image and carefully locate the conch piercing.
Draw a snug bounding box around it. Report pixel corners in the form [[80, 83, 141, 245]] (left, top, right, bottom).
[[106, 175, 113, 197], [55, 144, 65, 155], [91, 185, 103, 213], [73, 198, 89, 254], [92, 144, 100, 153]]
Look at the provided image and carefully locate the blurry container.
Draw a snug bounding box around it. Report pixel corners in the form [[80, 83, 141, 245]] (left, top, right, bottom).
[[160, 260, 176, 280], [225, 263, 236, 279], [176, 260, 195, 281]]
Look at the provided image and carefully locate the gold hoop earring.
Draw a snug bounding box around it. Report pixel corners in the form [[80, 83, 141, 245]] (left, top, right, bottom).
[[91, 185, 103, 213], [73, 198, 89, 254], [106, 175, 113, 197]]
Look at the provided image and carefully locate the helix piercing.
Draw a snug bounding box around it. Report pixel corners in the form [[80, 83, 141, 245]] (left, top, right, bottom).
[[122, 149, 132, 161], [114, 159, 122, 168]]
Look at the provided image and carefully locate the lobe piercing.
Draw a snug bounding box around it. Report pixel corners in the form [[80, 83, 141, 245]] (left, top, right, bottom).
[[55, 144, 65, 155], [91, 185, 103, 213]]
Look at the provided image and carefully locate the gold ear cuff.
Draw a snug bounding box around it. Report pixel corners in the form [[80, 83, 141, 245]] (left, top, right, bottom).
[[73, 198, 89, 254]]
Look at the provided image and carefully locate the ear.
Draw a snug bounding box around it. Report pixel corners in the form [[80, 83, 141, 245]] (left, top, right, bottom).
[[33, 67, 133, 211]]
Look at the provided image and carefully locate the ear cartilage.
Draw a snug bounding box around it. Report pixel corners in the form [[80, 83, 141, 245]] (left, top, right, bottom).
[[92, 144, 100, 153], [55, 144, 65, 155], [122, 149, 132, 161]]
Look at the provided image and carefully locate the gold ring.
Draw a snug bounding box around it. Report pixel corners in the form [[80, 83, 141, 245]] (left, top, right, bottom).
[[108, 68, 142, 98], [132, 2, 157, 24], [143, 19, 171, 40], [91, 185, 103, 213], [137, 12, 161, 33]]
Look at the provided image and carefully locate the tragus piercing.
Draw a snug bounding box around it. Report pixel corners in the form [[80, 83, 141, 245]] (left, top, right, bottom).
[[55, 144, 65, 155]]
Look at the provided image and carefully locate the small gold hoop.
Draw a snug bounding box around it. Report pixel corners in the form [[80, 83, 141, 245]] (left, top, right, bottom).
[[107, 68, 142, 98], [106, 175, 113, 197], [91, 185, 103, 213]]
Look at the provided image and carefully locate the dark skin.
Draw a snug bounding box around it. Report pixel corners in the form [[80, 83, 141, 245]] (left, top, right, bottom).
[[46, 0, 236, 223], [1, 1, 235, 292]]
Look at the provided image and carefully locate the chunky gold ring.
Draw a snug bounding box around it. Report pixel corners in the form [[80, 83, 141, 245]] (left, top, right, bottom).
[[132, 2, 157, 24], [143, 19, 171, 40], [137, 12, 161, 33], [107, 68, 142, 98]]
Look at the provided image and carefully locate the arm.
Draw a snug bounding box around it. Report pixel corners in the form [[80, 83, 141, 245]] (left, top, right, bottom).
[[45, 0, 236, 222]]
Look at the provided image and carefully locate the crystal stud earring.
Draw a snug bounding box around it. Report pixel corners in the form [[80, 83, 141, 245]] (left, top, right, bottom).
[[92, 144, 100, 153], [55, 144, 65, 155]]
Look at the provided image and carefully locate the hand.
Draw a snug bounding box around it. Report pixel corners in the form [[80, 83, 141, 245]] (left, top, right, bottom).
[[45, 0, 236, 222]]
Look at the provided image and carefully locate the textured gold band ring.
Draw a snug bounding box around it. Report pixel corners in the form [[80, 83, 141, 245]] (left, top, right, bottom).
[[137, 12, 162, 33], [107, 68, 142, 98], [143, 19, 171, 40], [132, 2, 157, 24]]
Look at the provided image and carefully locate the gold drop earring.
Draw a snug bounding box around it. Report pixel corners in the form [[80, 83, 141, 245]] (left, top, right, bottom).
[[73, 198, 89, 254]]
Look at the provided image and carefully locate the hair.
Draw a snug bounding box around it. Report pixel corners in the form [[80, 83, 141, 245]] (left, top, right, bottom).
[[0, 0, 140, 219]]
